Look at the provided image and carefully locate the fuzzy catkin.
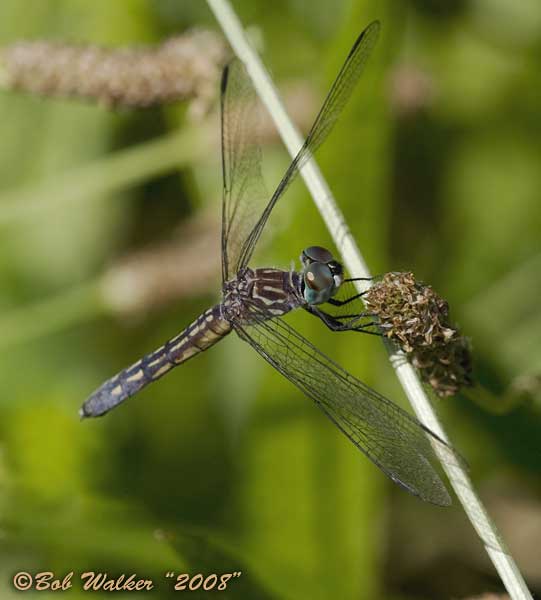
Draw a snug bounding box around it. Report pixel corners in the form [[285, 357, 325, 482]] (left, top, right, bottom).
[[0, 29, 228, 111]]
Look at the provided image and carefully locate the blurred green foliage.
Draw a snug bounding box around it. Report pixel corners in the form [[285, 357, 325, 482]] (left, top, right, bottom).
[[0, 1, 540, 599]]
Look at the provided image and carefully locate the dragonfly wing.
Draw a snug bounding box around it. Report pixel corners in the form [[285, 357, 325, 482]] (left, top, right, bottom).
[[220, 58, 268, 282], [237, 21, 381, 271], [233, 306, 454, 506]]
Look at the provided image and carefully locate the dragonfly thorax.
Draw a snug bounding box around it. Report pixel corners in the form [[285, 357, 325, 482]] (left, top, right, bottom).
[[222, 267, 300, 322], [300, 245, 344, 305]]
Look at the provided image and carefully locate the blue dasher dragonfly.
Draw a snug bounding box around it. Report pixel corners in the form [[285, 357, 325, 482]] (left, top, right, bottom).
[[81, 21, 455, 506]]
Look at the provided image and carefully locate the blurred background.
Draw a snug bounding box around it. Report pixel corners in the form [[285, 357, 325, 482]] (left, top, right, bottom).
[[0, 1, 540, 599]]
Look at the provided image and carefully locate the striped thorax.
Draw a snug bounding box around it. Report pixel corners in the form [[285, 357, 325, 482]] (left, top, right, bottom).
[[222, 267, 302, 322]]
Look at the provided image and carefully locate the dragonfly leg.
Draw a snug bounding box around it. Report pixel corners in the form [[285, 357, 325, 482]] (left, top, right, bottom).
[[329, 275, 385, 307], [328, 292, 367, 307], [306, 305, 382, 336], [342, 277, 372, 282], [331, 312, 378, 320]]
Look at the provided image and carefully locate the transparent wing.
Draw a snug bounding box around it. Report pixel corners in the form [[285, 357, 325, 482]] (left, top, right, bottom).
[[236, 21, 381, 271], [233, 306, 455, 506], [220, 59, 268, 281]]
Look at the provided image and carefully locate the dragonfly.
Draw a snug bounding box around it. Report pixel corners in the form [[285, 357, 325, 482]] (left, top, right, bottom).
[[81, 21, 455, 506]]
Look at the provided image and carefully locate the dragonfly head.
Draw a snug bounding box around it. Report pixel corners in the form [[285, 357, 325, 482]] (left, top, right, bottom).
[[300, 246, 344, 305]]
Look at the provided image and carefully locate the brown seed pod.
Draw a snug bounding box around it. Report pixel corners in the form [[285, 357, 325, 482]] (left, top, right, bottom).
[[363, 271, 473, 397]]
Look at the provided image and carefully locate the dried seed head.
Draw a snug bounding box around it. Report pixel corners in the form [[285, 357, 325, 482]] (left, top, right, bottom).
[[363, 271, 473, 397], [0, 29, 228, 112], [410, 336, 473, 398], [363, 272, 453, 352]]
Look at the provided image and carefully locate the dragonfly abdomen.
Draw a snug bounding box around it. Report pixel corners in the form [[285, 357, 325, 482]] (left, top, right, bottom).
[[80, 305, 231, 418]]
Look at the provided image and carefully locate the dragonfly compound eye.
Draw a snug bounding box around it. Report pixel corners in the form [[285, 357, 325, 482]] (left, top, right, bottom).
[[301, 245, 334, 266], [303, 263, 336, 305], [305, 263, 334, 291]]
